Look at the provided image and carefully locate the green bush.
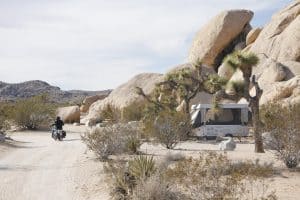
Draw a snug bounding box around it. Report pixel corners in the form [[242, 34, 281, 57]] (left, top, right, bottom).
[[12, 95, 56, 130]]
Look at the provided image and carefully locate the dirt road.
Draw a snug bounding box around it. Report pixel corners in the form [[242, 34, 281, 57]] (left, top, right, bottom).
[[0, 126, 109, 200]]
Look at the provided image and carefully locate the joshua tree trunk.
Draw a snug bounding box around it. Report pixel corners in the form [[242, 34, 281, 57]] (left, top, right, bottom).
[[250, 76, 264, 153], [250, 99, 264, 153]]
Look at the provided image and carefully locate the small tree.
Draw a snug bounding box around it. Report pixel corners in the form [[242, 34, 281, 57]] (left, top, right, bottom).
[[12, 95, 55, 130], [261, 103, 300, 168]]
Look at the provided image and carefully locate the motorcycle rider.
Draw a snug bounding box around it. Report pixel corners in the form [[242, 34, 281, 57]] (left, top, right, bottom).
[[54, 116, 64, 130], [52, 116, 65, 139]]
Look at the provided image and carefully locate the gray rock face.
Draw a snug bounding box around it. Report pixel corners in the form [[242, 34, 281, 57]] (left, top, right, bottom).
[[0, 80, 111, 103]]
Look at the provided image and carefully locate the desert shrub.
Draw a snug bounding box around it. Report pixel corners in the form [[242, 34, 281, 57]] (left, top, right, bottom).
[[128, 156, 156, 181], [105, 152, 276, 200], [104, 160, 134, 200], [0, 102, 13, 133], [145, 110, 191, 149], [104, 156, 156, 199], [132, 174, 185, 200], [126, 135, 142, 154], [261, 103, 300, 168], [164, 152, 185, 162], [12, 95, 56, 130], [82, 123, 142, 161], [101, 104, 122, 123], [122, 101, 147, 123], [165, 152, 276, 200], [105, 155, 184, 200]]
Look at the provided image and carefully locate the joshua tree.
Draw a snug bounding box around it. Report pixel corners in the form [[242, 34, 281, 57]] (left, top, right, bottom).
[[136, 60, 226, 115], [216, 51, 264, 153]]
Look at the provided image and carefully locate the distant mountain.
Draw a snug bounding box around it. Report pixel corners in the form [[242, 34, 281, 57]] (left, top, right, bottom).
[[0, 80, 111, 104]]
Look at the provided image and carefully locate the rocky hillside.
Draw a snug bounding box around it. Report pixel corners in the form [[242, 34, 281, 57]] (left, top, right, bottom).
[[83, 1, 300, 125], [0, 80, 111, 104]]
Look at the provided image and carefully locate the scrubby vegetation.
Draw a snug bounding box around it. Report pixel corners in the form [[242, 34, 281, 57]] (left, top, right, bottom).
[[12, 95, 56, 130], [100, 101, 147, 124], [82, 123, 142, 161], [261, 103, 300, 168], [104, 152, 277, 200], [145, 110, 191, 149], [0, 102, 13, 134]]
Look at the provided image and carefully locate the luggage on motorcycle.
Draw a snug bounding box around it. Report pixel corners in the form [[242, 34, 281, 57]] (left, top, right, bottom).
[[62, 131, 66, 138]]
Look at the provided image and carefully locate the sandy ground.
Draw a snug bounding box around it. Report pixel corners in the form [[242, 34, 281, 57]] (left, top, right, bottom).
[[1, 125, 299, 200], [0, 125, 109, 200]]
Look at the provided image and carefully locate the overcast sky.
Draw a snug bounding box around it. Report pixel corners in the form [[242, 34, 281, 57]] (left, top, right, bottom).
[[0, 0, 292, 90]]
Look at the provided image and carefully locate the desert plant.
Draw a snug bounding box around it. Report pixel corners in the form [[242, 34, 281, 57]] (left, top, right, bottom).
[[136, 60, 227, 115], [122, 101, 147, 123], [126, 136, 142, 154], [101, 104, 122, 123], [261, 103, 300, 168], [128, 156, 156, 181], [216, 51, 263, 153], [165, 152, 276, 200], [132, 173, 184, 200], [151, 111, 191, 149], [0, 102, 13, 133], [82, 123, 142, 161], [104, 160, 134, 199], [164, 152, 185, 162], [12, 95, 55, 130]]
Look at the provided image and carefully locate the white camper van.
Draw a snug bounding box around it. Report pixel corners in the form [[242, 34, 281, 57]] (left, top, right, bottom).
[[191, 104, 249, 138]]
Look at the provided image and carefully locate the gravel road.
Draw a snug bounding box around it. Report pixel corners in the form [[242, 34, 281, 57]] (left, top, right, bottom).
[[0, 126, 109, 200]]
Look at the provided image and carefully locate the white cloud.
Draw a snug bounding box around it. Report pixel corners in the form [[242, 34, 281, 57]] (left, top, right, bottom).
[[0, 0, 292, 90]]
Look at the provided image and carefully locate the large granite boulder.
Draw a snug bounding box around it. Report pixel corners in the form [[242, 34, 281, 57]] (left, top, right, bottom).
[[188, 10, 253, 66], [57, 106, 80, 123], [82, 73, 163, 125], [80, 94, 108, 113], [260, 75, 300, 106], [246, 28, 262, 46]]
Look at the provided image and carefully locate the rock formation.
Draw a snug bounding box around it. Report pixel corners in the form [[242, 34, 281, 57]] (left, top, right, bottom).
[[82, 73, 163, 125], [57, 106, 81, 123], [80, 95, 108, 113], [188, 10, 253, 68]]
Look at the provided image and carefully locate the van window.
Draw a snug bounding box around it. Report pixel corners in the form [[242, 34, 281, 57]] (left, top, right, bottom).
[[205, 108, 242, 125]]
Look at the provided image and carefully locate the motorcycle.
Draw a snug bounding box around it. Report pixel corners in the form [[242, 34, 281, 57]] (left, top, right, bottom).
[[51, 125, 66, 141]]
